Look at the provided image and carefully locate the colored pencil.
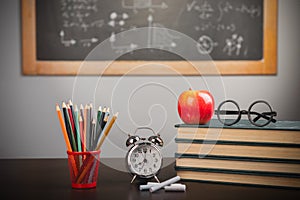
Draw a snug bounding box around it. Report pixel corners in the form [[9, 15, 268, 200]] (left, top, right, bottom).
[[89, 103, 94, 149], [56, 104, 72, 151], [86, 105, 91, 150], [67, 102, 75, 132], [93, 113, 110, 150], [89, 103, 93, 120], [62, 102, 77, 151], [80, 104, 84, 124], [60, 103, 78, 176], [67, 104, 77, 148], [93, 106, 102, 149], [79, 115, 84, 151], [76, 112, 118, 184], [103, 114, 109, 129], [62, 102, 71, 144], [102, 107, 110, 130], [91, 119, 96, 149], [96, 112, 118, 150], [74, 105, 82, 152], [100, 107, 107, 128], [95, 106, 102, 137], [83, 104, 88, 152]]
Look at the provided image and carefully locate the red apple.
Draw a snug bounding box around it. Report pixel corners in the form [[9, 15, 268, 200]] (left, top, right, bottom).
[[178, 89, 214, 124]]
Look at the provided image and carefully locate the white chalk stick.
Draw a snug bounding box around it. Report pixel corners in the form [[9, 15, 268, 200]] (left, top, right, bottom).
[[147, 182, 160, 185], [139, 184, 155, 190], [164, 184, 186, 192], [139, 182, 160, 190], [150, 176, 181, 193]]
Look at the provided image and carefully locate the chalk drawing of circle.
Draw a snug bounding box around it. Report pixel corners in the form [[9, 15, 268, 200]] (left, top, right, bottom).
[[197, 35, 215, 54]]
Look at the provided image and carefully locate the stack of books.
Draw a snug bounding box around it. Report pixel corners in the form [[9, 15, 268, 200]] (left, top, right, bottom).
[[174, 119, 300, 188]]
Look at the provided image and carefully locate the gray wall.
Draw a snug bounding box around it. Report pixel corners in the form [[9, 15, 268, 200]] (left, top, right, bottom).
[[0, 0, 299, 158]]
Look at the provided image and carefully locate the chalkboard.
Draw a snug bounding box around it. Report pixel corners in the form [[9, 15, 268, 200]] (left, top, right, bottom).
[[22, 0, 277, 75]]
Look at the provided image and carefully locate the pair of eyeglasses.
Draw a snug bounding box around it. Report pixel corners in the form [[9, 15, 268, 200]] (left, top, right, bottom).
[[215, 100, 277, 127]]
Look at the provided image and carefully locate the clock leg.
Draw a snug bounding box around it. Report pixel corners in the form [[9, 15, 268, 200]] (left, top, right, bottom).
[[130, 175, 137, 183], [154, 175, 160, 183]]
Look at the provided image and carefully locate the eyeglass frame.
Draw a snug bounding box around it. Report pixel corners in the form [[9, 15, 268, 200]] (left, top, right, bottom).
[[215, 100, 277, 127]]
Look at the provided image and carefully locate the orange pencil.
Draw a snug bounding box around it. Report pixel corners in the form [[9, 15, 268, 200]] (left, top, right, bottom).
[[56, 104, 78, 176], [56, 104, 72, 151]]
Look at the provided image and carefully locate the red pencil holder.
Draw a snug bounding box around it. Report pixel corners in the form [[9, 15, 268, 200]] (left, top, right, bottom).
[[67, 150, 101, 189]]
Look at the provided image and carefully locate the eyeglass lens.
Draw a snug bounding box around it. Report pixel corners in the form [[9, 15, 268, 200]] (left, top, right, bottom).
[[217, 100, 240, 126], [248, 101, 273, 127]]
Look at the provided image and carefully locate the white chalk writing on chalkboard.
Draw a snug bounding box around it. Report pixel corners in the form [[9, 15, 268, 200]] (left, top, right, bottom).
[[194, 22, 236, 32], [122, 0, 168, 13], [187, 0, 214, 20], [108, 12, 129, 28], [36, 0, 264, 60], [59, 0, 104, 47], [59, 30, 76, 47], [218, 1, 262, 21], [147, 14, 179, 50], [223, 34, 245, 56], [107, 12, 179, 54], [61, 0, 103, 32], [197, 35, 218, 54]]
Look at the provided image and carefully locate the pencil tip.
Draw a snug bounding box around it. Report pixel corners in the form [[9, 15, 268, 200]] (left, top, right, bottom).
[[69, 100, 73, 106], [80, 104, 84, 109], [115, 112, 119, 117], [62, 102, 66, 107]]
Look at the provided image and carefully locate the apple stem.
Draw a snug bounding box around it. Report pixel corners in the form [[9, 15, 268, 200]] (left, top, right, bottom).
[[189, 87, 192, 90]]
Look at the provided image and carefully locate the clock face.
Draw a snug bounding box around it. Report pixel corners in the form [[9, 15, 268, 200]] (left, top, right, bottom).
[[127, 142, 162, 178]]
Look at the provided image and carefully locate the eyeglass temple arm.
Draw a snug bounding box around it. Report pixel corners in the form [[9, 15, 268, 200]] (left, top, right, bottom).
[[251, 111, 277, 123], [214, 110, 240, 115]]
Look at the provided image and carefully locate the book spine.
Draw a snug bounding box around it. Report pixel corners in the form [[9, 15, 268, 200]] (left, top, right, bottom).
[[176, 170, 300, 189], [175, 166, 300, 178], [175, 138, 300, 148], [175, 153, 300, 164], [176, 143, 300, 160]]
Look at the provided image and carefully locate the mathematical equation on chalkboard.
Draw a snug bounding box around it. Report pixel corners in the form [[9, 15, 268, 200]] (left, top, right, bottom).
[[36, 0, 263, 60]]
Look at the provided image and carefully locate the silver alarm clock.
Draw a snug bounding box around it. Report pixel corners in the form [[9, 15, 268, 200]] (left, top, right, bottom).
[[125, 127, 163, 183]]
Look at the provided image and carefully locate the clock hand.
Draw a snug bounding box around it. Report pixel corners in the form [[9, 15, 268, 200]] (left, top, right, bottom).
[[138, 152, 148, 171], [137, 160, 144, 165]]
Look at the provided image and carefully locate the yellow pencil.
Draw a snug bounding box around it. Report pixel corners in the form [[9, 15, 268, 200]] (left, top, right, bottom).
[[56, 104, 72, 151], [96, 112, 118, 150]]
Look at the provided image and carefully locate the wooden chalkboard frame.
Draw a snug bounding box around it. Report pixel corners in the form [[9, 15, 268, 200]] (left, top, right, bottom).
[[22, 0, 277, 75]]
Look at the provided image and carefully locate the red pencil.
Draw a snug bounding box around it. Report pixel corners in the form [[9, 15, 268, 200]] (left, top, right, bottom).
[[67, 104, 77, 148]]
